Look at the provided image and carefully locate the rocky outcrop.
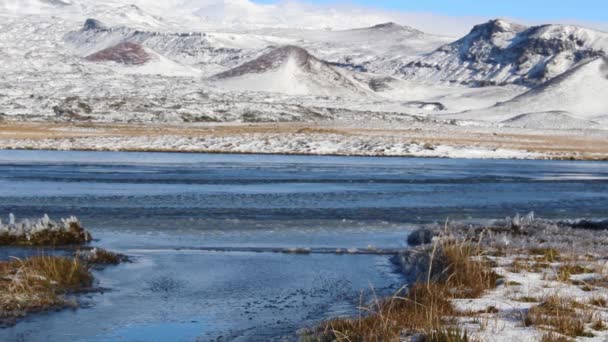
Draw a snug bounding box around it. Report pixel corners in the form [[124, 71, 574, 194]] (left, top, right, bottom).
[[85, 42, 152, 65], [83, 18, 106, 31]]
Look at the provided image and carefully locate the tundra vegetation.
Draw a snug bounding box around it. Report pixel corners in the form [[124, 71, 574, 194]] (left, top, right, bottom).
[[303, 214, 608, 341], [0, 214, 126, 326]]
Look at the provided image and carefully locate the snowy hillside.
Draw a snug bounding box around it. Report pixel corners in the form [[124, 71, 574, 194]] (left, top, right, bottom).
[[399, 19, 608, 87], [449, 57, 608, 126], [244, 23, 452, 75], [211, 46, 371, 97]]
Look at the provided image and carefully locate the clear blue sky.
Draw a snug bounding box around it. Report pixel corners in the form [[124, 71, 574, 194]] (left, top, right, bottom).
[[255, 0, 607, 23]]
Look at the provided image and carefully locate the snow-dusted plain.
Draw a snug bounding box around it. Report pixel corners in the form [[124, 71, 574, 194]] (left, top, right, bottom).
[[0, 0, 607, 159]]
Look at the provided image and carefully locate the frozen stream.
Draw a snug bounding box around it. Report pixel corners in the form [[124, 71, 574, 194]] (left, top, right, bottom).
[[0, 150, 607, 341]]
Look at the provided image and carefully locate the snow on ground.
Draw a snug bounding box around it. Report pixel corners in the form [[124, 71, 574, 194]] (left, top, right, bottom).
[[400, 217, 608, 342], [499, 112, 603, 130], [454, 254, 608, 342], [0, 134, 542, 160]]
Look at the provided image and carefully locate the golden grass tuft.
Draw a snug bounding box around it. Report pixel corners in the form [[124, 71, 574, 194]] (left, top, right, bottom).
[[529, 248, 560, 263], [0, 256, 93, 325], [319, 283, 455, 342], [589, 296, 607, 308], [436, 241, 499, 298], [591, 317, 606, 331], [525, 296, 594, 338], [312, 239, 498, 341], [556, 264, 593, 282], [538, 332, 573, 342]]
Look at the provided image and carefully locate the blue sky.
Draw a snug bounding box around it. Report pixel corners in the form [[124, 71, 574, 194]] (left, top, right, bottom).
[[255, 0, 607, 23]]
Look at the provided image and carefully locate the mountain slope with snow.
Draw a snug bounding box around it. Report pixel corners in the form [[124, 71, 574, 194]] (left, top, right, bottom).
[[399, 19, 608, 87], [211, 46, 371, 97], [448, 57, 608, 126]]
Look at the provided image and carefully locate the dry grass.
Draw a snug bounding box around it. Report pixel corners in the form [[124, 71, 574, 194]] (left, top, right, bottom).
[[529, 248, 561, 263], [78, 248, 126, 265], [514, 296, 540, 303], [556, 264, 593, 282], [538, 332, 573, 342], [589, 296, 607, 308], [591, 318, 606, 331], [310, 239, 498, 341], [422, 327, 473, 341], [319, 283, 455, 342], [509, 256, 553, 274], [436, 242, 499, 298], [525, 296, 594, 338], [0, 256, 93, 325]]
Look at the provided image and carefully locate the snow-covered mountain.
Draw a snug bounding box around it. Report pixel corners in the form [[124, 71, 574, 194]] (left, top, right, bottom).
[[399, 19, 608, 87], [0, 0, 607, 130], [211, 45, 370, 97]]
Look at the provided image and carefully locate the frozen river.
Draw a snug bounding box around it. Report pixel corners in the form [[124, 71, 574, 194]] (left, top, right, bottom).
[[0, 150, 607, 341]]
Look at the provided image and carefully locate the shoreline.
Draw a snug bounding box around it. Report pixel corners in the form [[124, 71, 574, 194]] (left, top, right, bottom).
[[2, 146, 608, 161], [309, 217, 608, 341], [1, 121, 608, 161]]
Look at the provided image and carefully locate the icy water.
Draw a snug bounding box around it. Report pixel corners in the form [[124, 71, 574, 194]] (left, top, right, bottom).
[[0, 150, 607, 341]]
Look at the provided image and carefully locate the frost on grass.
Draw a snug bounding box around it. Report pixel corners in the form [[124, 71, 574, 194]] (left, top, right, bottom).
[[308, 214, 608, 342], [0, 214, 92, 247], [76, 248, 129, 266]]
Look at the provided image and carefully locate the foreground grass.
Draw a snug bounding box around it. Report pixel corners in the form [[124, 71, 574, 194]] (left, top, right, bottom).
[[304, 216, 608, 342], [305, 239, 498, 341], [524, 296, 594, 338], [0, 256, 93, 325], [0, 248, 127, 326]]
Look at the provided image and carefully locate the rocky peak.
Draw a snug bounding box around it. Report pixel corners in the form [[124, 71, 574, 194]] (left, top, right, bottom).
[[83, 19, 106, 31], [401, 19, 607, 87], [469, 19, 527, 36], [368, 22, 421, 34]]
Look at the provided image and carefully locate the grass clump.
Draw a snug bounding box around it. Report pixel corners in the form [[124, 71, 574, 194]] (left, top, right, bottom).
[[525, 296, 594, 338], [506, 281, 523, 286], [591, 318, 606, 331], [0, 256, 93, 326], [556, 264, 593, 282], [538, 332, 573, 342], [77, 248, 127, 266], [529, 248, 560, 263], [0, 214, 92, 247], [311, 239, 498, 341], [319, 283, 455, 342], [436, 241, 499, 298], [422, 327, 473, 342], [514, 296, 540, 303], [589, 296, 607, 308]]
